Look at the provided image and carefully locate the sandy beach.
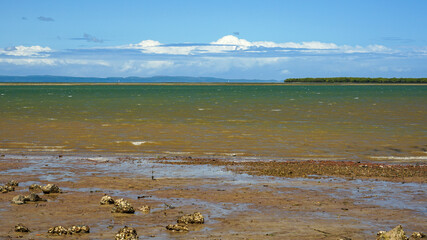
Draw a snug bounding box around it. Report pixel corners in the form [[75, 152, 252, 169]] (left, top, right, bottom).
[[1, 154, 426, 239]]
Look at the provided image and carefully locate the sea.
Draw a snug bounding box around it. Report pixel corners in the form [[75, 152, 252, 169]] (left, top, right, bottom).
[[1, 84, 426, 162]]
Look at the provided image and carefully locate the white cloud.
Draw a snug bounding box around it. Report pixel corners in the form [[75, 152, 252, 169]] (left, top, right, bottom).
[[0, 45, 52, 57], [118, 35, 391, 56], [0, 58, 110, 66]]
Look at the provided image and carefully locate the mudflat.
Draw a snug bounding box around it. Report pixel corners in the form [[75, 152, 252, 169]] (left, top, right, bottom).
[[0, 154, 425, 239]]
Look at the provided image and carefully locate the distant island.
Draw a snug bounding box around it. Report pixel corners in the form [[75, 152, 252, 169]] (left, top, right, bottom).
[[284, 77, 427, 83]]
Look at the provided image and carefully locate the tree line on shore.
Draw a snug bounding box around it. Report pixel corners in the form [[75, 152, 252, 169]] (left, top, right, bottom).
[[284, 77, 427, 83]]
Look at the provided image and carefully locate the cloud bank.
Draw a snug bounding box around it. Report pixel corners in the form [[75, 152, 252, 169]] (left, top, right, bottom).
[[0, 35, 425, 79]]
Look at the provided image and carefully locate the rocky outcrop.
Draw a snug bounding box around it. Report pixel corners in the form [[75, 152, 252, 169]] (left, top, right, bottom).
[[138, 205, 150, 213], [377, 225, 425, 240], [15, 224, 30, 232], [29, 184, 42, 191], [111, 198, 135, 214], [115, 226, 138, 240], [48, 225, 90, 235], [0, 185, 15, 193], [166, 224, 189, 232], [100, 195, 115, 205], [177, 212, 204, 224], [11, 193, 46, 205], [7, 180, 19, 186], [41, 184, 61, 194]]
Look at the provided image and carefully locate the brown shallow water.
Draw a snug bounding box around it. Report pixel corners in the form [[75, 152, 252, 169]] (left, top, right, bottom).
[[0, 84, 426, 161], [0, 154, 426, 239]]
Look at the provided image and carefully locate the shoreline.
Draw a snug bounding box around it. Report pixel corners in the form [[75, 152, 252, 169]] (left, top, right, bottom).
[[1, 153, 426, 239]]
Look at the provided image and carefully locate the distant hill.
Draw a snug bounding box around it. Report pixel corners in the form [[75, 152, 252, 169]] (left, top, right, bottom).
[[284, 77, 427, 83], [0, 75, 276, 83]]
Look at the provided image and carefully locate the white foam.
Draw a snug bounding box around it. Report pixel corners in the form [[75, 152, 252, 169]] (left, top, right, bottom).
[[271, 109, 282, 112]]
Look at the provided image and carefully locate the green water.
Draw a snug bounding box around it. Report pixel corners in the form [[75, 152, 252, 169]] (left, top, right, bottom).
[[1, 84, 426, 161]]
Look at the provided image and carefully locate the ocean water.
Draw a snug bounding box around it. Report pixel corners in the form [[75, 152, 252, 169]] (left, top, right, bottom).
[[0, 84, 426, 162]]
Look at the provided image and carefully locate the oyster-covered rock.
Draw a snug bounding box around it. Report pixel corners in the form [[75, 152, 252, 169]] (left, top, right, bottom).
[[69, 225, 90, 233], [6, 180, 19, 186], [166, 224, 189, 232], [48, 225, 90, 235], [48, 226, 69, 235], [376, 225, 408, 240], [12, 193, 45, 204], [41, 184, 61, 194], [24, 193, 45, 202], [177, 212, 204, 224], [29, 184, 42, 191], [1, 185, 15, 193], [15, 224, 30, 232], [410, 232, 426, 240], [12, 195, 26, 205], [100, 195, 115, 205], [138, 205, 150, 213], [111, 198, 135, 214], [115, 226, 138, 240]]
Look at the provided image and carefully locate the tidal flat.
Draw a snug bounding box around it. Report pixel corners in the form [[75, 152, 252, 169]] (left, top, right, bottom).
[[0, 154, 425, 239]]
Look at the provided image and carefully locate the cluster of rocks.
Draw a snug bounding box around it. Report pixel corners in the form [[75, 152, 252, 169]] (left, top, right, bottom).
[[166, 212, 204, 232], [115, 226, 138, 240], [29, 183, 61, 194], [377, 225, 425, 240], [47, 225, 90, 235], [100, 195, 137, 214], [0, 180, 18, 193], [12, 193, 46, 205]]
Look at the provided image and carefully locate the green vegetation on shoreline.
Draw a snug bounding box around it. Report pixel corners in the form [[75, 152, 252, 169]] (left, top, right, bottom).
[[285, 77, 427, 83]]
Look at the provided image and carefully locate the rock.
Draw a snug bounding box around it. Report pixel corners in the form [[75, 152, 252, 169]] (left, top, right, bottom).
[[377, 225, 408, 240], [6, 180, 19, 186], [138, 205, 150, 213], [15, 224, 30, 232], [69, 225, 90, 233], [410, 232, 426, 240], [29, 184, 42, 191], [115, 226, 138, 240], [111, 198, 135, 214], [48, 225, 90, 235], [41, 184, 61, 194], [11, 193, 45, 204], [48, 226, 69, 235], [12, 195, 26, 205], [24, 193, 45, 202], [1, 185, 15, 193], [177, 212, 204, 224], [100, 195, 115, 205], [166, 224, 189, 232]]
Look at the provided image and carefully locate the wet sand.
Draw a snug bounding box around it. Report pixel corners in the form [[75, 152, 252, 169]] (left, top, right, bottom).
[[0, 154, 426, 239]]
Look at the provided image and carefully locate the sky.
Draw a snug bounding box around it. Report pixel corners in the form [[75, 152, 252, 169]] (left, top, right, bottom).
[[0, 0, 426, 80]]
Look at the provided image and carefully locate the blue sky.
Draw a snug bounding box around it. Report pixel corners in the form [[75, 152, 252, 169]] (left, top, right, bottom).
[[0, 0, 426, 80]]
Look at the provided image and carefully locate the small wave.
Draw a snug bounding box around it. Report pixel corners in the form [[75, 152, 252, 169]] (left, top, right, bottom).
[[115, 141, 154, 146], [222, 152, 244, 157], [271, 109, 282, 112]]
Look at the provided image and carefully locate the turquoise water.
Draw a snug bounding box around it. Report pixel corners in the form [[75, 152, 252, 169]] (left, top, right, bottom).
[[0, 84, 426, 161]]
